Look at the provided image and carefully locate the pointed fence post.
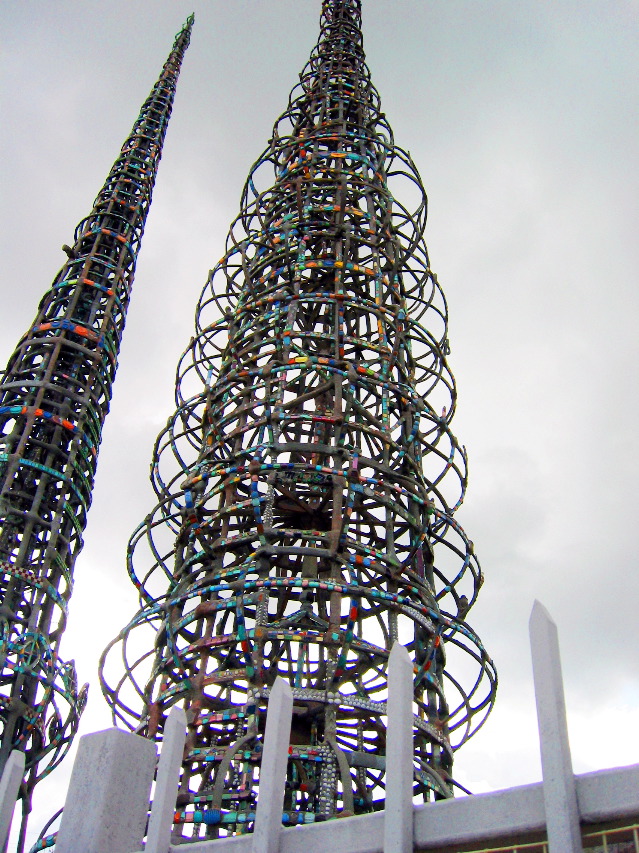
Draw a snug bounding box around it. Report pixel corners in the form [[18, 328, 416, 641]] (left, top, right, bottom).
[[0, 750, 25, 848], [145, 706, 187, 853], [252, 677, 293, 853], [529, 600, 583, 853], [384, 642, 414, 853]]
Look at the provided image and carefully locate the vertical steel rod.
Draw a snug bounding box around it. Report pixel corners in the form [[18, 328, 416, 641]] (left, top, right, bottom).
[[101, 1, 496, 842]]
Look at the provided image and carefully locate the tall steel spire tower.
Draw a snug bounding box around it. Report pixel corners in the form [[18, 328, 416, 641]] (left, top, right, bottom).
[[101, 0, 495, 840], [0, 15, 193, 845]]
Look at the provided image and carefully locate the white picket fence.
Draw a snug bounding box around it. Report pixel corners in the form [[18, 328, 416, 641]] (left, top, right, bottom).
[[1, 601, 637, 853]]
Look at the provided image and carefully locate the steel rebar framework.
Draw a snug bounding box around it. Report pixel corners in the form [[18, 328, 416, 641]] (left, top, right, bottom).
[[0, 16, 192, 844], [101, 0, 496, 840]]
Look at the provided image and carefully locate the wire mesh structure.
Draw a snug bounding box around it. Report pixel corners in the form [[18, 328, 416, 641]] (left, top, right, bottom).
[[0, 16, 192, 848], [100, 0, 496, 840]]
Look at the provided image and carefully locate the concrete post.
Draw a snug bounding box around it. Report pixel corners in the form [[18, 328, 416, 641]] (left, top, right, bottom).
[[529, 600, 583, 853], [55, 727, 157, 853], [146, 706, 187, 853], [252, 677, 293, 853], [0, 750, 25, 848], [384, 642, 414, 853]]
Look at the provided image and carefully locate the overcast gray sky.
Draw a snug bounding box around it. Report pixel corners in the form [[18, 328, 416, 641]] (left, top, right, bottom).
[[2, 1, 638, 848]]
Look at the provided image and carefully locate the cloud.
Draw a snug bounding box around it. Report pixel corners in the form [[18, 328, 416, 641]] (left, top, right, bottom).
[[1, 2, 637, 849]]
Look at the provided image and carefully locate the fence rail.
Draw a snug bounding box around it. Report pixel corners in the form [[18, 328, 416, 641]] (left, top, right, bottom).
[[457, 821, 639, 853], [0, 602, 636, 853]]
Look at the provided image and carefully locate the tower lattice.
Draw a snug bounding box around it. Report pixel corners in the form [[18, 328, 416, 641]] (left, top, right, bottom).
[[101, 0, 496, 840], [0, 16, 192, 846]]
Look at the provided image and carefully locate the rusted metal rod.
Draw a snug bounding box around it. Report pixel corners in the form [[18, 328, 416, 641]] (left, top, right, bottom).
[[0, 16, 193, 849], [101, 1, 495, 841]]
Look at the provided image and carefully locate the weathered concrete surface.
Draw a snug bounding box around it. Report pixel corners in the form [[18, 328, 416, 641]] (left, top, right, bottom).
[[530, 600, 583, 853], [165, 763, 639, 853], [252, 677, 293, 853], [56, 727, 156, 853], [0, 750, 25, 848], [146, 706, 187, 853], [384, 643, 414, 853]]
